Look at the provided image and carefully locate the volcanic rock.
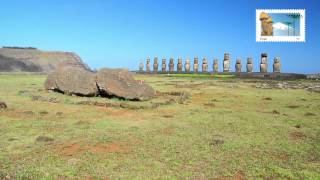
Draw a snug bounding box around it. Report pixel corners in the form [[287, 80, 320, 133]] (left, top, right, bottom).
[[96, 68, 155, 100], [45, 67, 98, 96]]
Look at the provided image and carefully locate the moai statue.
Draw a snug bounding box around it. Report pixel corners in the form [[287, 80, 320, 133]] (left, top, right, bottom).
[[139, 62, 144, 72], [169, 58, 174, 72], [273, 57, 281, 73], [246, 57, 253, 73], [260, 12, 273, 36], [153, 57, 158, 73], [202, 58, 208, 72], [213, 59, 219, 73], [260, 53, 268, 73], [223, 53, 231, 72], [235, 59, 242, 72], [193, 57, 199, 73], [161, 58, 166, 72], [146, 58, 151, 73], [185, 58, 191, 73], [177, 58, 183, 72]]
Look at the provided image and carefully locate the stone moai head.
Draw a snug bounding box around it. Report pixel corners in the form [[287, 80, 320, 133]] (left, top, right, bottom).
[[235, 59, 242, 72], [260, 12, 273, 36], [193, 57, 199, 73], [273, 57, 281, 73], [161, 58, 166, 72], [223, 53, 230, 72], [169, 58, 174, 72], [185, 58, 191, 72], [202, 58, 208, 72], [246, 57, 253, 73], [146, 58, 151, 72], [260, 53, 268, 73], [139, 62, 144, 72], [177, 58, 183, 72], [153, 57, 159, 72], [213, 59, 219, 73]]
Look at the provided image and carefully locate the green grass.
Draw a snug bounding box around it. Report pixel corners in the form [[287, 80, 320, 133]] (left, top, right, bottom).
[[0, 74, 319, 179]]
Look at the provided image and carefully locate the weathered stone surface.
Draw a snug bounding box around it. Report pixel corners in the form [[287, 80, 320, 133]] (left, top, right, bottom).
[[45, 67, 98, 96], [202, 58, 208, 72], [246, 57, 253, 73], [146, 58, 151, 72], [169, 58, 174, 72], [260, 53, 268, 73], [193, 58, 199, 73], [153, 57, 158, 73], [213, 59, 218, 73], [223, 53, 230, 72], [235, 59, 242, 72], [0, 101, 7, 109], [185, 58, 191, 72], [177, 58, 183, 72], [96, 68, 155, 101], [273, 57, 281, 73], [161, 58, 166, 72]]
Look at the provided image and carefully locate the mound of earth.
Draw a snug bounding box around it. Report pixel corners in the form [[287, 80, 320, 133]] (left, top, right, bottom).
[[0, 47, 90, 73], [45, 67, 155, 101]]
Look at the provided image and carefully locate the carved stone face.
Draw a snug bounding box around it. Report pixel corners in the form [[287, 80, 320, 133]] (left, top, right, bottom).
[[223, 60, 230, 72], [261, 57, 267, 64]]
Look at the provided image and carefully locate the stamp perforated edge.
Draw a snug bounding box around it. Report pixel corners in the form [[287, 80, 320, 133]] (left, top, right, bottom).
[[256, 9, 306, 42]]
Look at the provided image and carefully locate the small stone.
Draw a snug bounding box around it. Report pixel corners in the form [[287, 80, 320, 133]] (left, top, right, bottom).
[[0, 101, 7, 109]]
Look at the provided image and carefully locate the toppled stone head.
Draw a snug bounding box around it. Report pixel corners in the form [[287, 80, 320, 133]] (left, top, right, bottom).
[[45, 64, 155, 101]]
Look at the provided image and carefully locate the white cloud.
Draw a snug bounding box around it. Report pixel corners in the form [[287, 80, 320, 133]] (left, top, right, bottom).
[[273, 22, 293, 31]]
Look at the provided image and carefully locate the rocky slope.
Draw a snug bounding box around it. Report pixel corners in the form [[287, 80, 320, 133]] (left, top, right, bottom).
[[0, 47, 90, 73]]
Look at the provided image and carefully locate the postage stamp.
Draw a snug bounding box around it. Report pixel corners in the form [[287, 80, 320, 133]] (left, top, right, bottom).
[[256, 9, 305, 42]]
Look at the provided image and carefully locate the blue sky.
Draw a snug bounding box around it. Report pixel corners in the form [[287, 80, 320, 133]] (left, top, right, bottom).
[[271, 13, 300, 36], [0, 0, 319, 73]]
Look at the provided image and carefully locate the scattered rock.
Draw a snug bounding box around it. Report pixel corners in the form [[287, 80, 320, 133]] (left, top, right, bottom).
[[210, 139, 224, 146], [272, 110, 280, 114], [32, 95, 60, 103], [263, 97, 272, 100], [304, 112, 316, 116], [97, 68, 155, 100], [287, 105, 300, 109], [163, 114, 174, 118], [0, 101, 7, 109], [39, 111, 49, 115], [36, 136, 54, 142], [294, 125, 301, 129]]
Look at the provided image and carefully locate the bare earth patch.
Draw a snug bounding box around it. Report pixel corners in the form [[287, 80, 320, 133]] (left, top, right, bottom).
[[52, 142, 129, 156]]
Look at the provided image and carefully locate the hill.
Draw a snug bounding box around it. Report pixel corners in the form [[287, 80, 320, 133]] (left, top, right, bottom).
[[0, 47, 90, 73]]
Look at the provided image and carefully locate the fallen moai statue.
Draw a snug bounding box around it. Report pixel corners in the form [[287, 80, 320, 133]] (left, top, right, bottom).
[[45, 66, 155, 101]]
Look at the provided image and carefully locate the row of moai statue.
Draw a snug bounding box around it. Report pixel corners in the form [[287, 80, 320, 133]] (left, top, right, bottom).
[[139, 53, 281, 73]]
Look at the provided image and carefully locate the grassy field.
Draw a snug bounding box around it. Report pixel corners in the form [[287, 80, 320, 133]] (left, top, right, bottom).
[[0, 74, 319, 179]]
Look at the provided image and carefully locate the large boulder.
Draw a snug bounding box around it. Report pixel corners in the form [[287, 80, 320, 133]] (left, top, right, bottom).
[[97, 68, 155, 100], [45, 67, 98, 96]]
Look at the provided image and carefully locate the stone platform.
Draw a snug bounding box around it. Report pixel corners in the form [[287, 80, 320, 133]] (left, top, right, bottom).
[[134, 71, 307, 80]]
